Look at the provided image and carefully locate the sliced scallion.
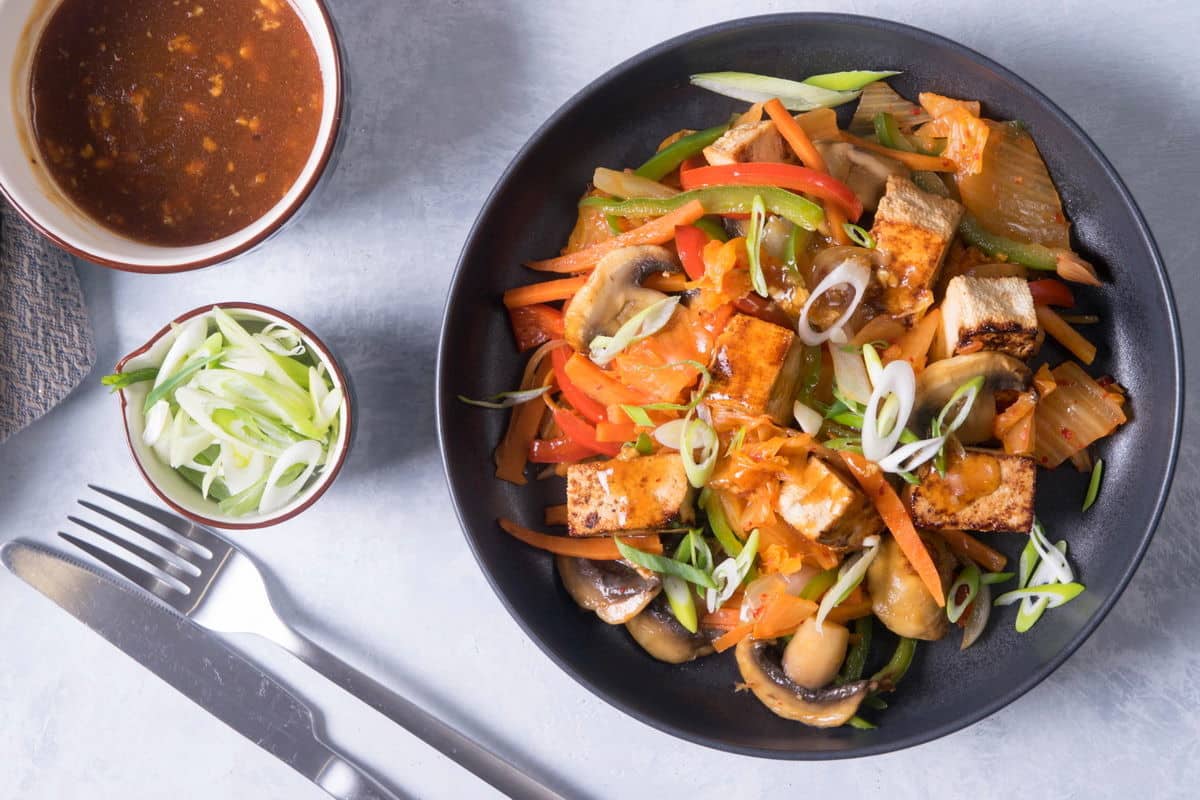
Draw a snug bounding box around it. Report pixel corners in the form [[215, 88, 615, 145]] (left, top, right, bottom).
[[615, 537, 717, 590], [457, 385, 550, 409], [634, 432, 654, 455], [746, 194, 768, 297], [589, 296, 680, 366], [663, 575, 698, 633], [946, 563, 981, 624], [842, 223, 876, 249], [1082, 458, 1104, 511], [102, 368, 159, 392], [700, 488, 743, 557]]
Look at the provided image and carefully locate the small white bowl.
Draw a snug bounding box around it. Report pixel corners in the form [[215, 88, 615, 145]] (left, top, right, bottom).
[[0, 0, 344, 272], [115, 304, 353, 529]]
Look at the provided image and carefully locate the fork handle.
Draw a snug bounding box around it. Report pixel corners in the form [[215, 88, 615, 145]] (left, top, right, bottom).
[[267, 624, 565, 800]]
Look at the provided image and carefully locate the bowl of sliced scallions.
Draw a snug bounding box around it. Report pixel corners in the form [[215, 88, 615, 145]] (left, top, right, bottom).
[[105, 304, 352, 529]]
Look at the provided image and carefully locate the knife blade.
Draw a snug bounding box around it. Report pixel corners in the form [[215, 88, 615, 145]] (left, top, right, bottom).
[[1, 540, 402, 800]]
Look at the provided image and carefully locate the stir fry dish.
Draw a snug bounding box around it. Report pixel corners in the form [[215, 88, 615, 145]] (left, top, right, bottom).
[[463, 70, 1125, 729]]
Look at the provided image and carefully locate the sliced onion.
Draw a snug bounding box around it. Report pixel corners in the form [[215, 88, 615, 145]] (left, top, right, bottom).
[[876, 435, 944, 474], [589, 296, 680, 366], [258, 440, 323, 514], [816, 538, 881, 630], [796, 260, 872, 345], [793, 400, 823, 436], [829, 343, 872, 406], [861, 360, 916, 462], [592, 167, 677, 200], [706, 559, 742, 613], [142, 400, 171, 447], [253, 323, 306, 357], [168, 409, 216, 469]]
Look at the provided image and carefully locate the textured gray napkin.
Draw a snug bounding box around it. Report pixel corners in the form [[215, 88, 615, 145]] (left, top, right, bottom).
[[0, 203, 95, 443]]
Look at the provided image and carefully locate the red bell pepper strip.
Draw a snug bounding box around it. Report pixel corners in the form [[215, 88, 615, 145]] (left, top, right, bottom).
[[553, 406, 622, 457], [508, 304, 564, 352], [1028, 278, 1075, 308], [674, 225, 710, 280], [528, 436, 594, 463], [550, 346, 608, 423], [680, 162, 864, 222]]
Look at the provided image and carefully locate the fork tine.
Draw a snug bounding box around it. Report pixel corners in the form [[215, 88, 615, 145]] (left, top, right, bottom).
[[77, 500, 205, 565], [87, 485, 227, 554], [58, 532, 182, 598], [67, 516, 193, 582]]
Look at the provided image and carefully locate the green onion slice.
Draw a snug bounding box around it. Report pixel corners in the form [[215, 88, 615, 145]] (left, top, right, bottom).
[[589, 296, 680, 366], [102, 368, 159, 392], [457, 385, 550, 409], [621, 405, 655, 427], [680, 413, 719, 489], [634, 432, 654, 455], [700, 488, 743, 557], [800, 567, 839, 601], [980, 571, 1015, 585], [946, 563, 981, 624], [615, 538, 717, 589], [144, 349, 226, 412], [994, 583, 1086, 609], [805, 70, 901, 92], [1082, 458, 1104, 511], [746, 194, 768, 297], [689, 71, 861, 111], [842, 222, 876, 249], [663, 575, 698, 633], [816, 536, 881, 628]]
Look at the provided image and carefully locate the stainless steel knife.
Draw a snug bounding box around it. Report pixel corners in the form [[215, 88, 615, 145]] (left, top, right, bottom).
[[1, 540, 403, 800]]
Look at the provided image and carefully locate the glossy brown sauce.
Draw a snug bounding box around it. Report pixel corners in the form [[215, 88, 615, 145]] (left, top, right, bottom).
[[924, 450, 1001, 513], [30, 0, 323, 246]]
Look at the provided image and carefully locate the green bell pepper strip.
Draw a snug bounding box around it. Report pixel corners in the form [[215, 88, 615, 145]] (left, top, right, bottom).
[[873, 112, 916, 152], [846, 716, 877, 730], [692, 216, 729, 242], [871, 637, 917, 689], [958, 214, 1058, 271], [634, 123, 730, 181], [581, 185, 826, 232], [838, 616, 874, 684]]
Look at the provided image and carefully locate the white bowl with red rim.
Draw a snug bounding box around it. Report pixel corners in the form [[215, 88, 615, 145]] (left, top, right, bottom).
[[115, 303, 353, 529], [0, 0, 344, 272]]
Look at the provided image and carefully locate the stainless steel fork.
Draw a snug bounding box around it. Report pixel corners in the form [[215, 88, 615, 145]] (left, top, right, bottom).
[[62, 485, 564, 800]]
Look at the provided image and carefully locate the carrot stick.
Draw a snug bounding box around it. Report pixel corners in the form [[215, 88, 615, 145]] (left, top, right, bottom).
[[892, 308, 942, 371], [764, 98, 851, 243], [752, 593, 818, 639], [563, 352, 649, 407], [643, 272, 689, 292], [595, 421, 637, 442], [937, 529, 1007, 572], [826, 599, 874, 624], [527, 200, 706, 274], [503, 276, 588, 308], [498, 518, 662, 559], [494, 360, 551, 485], [544, 504, 568, 526], [712, 621, 755, 653], [838, 131, 958, 172], [1036, 305, 1097, 365], [701, 607, 743, 630], [840, 452, 946, 607]]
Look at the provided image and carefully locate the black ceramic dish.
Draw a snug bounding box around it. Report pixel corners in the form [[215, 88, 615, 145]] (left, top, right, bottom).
[[437, 14, 1182, 758]]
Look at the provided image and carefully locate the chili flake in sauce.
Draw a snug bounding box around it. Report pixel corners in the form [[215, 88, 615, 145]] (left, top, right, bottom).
[[30, 0, 323, 246]]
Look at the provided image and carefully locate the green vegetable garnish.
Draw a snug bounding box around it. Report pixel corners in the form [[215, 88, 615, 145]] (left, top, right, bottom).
[[804, 70, 901, 92], [1082, 458, 1104, 511], [101, 368, 159, 392], [946, 563, 981, 624], [700, 488, 743, 558], [581, 185, 825, 232], [799, 568, 838, 601], [633, 432, 654, 455], [634, 123, 730, 181], [615, 537, 717, 590], [842, 222, 876, 249], [745, 194, 768, 297]]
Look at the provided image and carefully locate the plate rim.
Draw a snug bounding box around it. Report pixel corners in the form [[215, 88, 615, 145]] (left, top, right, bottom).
[[436, 12, 1184, 759]]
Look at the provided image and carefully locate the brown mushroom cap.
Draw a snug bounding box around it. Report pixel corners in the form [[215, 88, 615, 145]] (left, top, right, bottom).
[[625, 596, 716, 664], [556, 555, 661, 624], [914, 352, 1032, 444], [866, 533, 956, 640], [735, 637, 875, 728], [562, 245, 680, 352]]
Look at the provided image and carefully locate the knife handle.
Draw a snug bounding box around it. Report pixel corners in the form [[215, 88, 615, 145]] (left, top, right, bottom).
[[316, 754, 400, 800], [264, 622, 565, 800]]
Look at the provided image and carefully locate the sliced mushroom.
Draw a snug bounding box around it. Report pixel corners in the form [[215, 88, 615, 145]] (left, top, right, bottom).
[[556, 555, 661, 624], [866, 533, 956, 640], [815, 141, 911, 212], [625, 596, 716, 664], [913, 352, 1032, 444], [735, 637, 875, 727], [562, 245, 680, 352]]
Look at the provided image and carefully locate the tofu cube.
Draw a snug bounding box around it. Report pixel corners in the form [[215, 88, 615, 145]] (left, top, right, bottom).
[[706, 314, 805, 424], [906, 449, 1036, 533], [870, 176, 964, 321], [567, 453, 695, 537], [703, 121, 788, 166], [941, 276, 1039, 359], [776, 455, 884, 550]]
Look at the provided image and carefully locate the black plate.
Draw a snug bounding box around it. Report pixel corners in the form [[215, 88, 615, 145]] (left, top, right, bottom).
[[436, 14, 1182, 758]]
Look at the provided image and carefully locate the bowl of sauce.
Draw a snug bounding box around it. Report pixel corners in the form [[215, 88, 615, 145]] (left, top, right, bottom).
[[0, 0, 342, 271]]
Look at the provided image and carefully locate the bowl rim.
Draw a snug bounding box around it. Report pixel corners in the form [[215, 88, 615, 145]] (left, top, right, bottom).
[[115, 301, 354, 530], [0, 0, 345, 274], [436, 12, 1184, 758]]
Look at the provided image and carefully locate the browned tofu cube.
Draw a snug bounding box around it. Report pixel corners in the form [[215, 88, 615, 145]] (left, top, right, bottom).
[[941, 276, 1038, 359], [870, 176, 964, 321], [775, 456, 883, 549], [906, 449, 1036, 533], [707, 314, 805, 424], [567, 453, 695, 537], [703, 121, 788, 166]]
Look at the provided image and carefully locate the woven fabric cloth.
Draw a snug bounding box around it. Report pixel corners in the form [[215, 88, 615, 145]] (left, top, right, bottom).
[[0, 204, 95, 443]]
